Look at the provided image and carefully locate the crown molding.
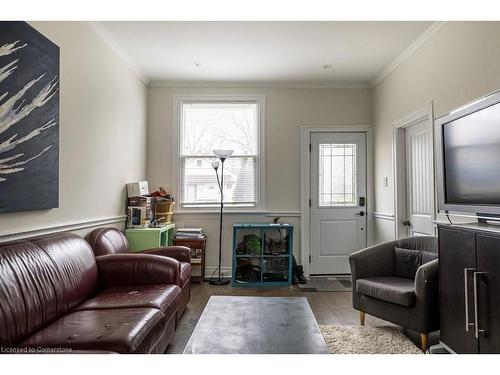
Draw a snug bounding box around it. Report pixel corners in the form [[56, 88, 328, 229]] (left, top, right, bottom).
[[89, 21, 150, 85], [149, 80, 370, 89], [89, 21, 446, 90], [370, 21, 447, 88]]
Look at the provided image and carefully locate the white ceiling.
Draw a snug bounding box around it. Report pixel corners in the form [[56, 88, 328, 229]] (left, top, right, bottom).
[[97, 21, 435, 86]]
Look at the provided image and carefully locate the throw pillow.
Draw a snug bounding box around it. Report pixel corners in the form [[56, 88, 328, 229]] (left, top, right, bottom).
[[394, 247, 438, 279]]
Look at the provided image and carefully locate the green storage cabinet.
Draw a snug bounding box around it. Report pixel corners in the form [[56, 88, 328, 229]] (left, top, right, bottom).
[[125, 224, 176, 252]]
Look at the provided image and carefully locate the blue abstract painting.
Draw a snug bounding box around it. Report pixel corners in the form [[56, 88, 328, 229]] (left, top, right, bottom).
[[0, 21, 59, 213]]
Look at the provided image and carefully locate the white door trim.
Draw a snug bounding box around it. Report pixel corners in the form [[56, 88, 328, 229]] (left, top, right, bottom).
[[392, 103, 435, 239], [300, 125, 373, 278]]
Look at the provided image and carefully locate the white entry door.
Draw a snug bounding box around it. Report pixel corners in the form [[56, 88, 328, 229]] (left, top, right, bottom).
[[404, 121, 434, 236], [310, 132, 367, 275]]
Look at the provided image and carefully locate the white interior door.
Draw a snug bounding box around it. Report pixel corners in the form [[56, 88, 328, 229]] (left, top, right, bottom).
[[405, 120, 434, 236], [310, 132, 367, 275]]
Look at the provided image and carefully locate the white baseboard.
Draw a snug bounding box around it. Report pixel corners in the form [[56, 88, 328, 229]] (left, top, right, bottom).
[[0, 215, 127, 242], [203, 267, 233, 281]]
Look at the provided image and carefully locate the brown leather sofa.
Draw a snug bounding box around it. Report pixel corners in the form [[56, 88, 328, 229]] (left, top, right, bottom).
[[86, 227, 191, 319], [0, 233, 181, 353]]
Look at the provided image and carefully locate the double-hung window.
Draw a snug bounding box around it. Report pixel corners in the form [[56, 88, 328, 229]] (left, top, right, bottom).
[[177, 97, 264, 209]]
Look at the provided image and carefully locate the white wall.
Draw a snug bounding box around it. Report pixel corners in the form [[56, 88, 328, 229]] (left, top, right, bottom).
[[372, 21, 500, 243], [0, 22, 148, 241], [147, 85, 372, 274]]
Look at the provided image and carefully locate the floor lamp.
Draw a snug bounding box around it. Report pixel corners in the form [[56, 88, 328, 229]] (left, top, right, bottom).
[[209, 149, 233, 286]]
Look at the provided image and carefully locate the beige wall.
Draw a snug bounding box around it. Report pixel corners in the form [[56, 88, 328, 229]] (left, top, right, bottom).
[[372, 21, 500, 243], [8, 21, 495, 270], [0, 22, 147, 241], [147, 85, 372, 274]]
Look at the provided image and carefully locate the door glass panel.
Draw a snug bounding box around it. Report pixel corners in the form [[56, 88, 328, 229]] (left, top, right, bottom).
[[318, 143, 357, 207]]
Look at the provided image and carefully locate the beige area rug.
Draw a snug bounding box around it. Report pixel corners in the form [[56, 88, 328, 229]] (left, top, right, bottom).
[[319, 325, 422, 354]]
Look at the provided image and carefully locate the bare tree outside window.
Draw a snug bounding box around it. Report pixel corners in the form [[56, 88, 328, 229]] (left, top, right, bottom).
[[180, 102, 258, 207]]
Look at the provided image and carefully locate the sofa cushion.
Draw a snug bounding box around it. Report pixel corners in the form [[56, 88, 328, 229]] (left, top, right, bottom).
[[76, 284, 181, 318], [180, 262, 192, 286], [20, 308, 167, 354], [356, 276, 416, 307], [394, 247, 438, 279], [0, 234, 98, 346], [395, 236, 438, 253]]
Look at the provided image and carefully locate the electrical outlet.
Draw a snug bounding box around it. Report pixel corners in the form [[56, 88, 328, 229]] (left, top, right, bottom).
[[383, 176, 389, 187]]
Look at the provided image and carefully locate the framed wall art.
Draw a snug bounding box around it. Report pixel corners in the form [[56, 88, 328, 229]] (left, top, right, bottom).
[[0, 21, 59, 213]]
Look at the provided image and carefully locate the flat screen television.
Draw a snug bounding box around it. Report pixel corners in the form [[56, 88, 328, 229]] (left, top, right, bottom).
[[435, 90, 500, 218]]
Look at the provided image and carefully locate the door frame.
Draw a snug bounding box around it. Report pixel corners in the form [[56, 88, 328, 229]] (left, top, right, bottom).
[[392, 103, 435, 239], [300, 125, 373, 278]]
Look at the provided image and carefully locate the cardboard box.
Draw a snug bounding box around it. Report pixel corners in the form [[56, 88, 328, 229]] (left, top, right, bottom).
[[127, 207, 151, 228], [127, 181, 149, 197], [126, 196, 155, 228], [128, 196, 155, 207]]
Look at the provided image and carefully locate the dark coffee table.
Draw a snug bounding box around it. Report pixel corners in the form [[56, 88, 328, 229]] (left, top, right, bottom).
[[183, 296, 329, 354]]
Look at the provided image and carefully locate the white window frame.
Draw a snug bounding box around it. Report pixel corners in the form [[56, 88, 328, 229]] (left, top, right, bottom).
[[172, 94, 266, 213]]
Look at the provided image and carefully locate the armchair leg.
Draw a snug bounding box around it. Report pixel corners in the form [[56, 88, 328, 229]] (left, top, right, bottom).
[[420, 333, 428, 353], [359, 311, 365, 326]]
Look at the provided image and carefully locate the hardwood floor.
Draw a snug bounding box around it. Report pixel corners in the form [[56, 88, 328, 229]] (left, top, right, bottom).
[[166, 282, 434, 354]]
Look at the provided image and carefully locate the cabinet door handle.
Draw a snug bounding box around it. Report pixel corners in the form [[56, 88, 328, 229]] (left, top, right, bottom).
[[464, 268, 476, 332], [473, 271, 487, 339]]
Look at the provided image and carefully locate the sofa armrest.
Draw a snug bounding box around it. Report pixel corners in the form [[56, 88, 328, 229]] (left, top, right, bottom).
[[349, 241, 396, 311], [142, 246, 191, 263], [349, 241, 396, 280], [96, 254, 180, 287], [415, 259, 439, 299], [413, 259, 440, 333]]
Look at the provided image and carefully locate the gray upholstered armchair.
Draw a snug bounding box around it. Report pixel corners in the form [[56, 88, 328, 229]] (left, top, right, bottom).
[[349, 236, 439, 352]]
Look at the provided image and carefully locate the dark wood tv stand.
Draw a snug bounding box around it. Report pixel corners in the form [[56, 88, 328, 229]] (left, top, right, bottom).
[[438, 222, 500, 353]]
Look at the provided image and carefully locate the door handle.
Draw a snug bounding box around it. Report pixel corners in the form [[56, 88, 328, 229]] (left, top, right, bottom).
[[473, 271, 487, 339], [464, 268, 476, 332], [403, 220, 411, 226], [355, 211, 365, 217]]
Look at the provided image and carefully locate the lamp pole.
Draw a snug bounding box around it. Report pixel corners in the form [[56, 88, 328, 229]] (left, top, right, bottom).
[[217, 158, 226, 283], [210, 150, 233, 285]]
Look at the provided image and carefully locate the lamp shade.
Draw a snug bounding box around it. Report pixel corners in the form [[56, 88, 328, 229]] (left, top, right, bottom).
[[213, 149, 233, 159], [211, 161, 220, 170]]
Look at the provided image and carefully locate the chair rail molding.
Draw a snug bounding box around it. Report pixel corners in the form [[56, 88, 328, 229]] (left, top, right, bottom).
[[372, 212, 395, 221], [172, 210, 301, 219], [0, 215, 127, 242]]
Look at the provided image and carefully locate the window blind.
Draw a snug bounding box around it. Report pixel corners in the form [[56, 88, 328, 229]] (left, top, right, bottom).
[[180, 102, 258, 207]]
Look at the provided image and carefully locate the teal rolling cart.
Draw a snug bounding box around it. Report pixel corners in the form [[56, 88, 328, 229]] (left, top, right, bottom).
[[125, 224, 176, 252], [232, 223, 293, 287]]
